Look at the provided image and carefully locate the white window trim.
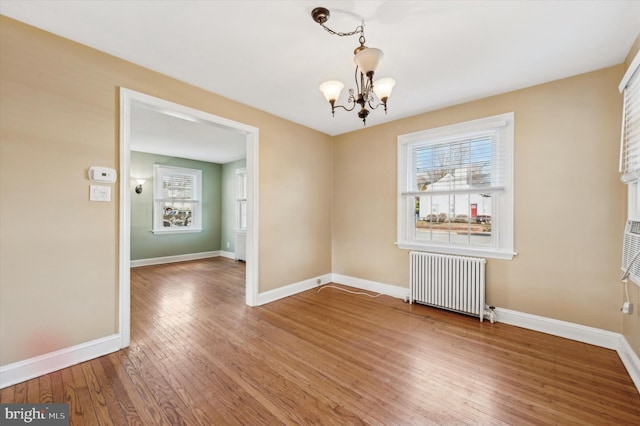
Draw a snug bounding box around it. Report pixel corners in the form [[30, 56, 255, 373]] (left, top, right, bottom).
[[396, 112, 515, 260], [152, 164, 203, 234]]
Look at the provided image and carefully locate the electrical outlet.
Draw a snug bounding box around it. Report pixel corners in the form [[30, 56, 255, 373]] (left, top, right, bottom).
[[622, 302, 634, 315], [226, 242, 230, 248]]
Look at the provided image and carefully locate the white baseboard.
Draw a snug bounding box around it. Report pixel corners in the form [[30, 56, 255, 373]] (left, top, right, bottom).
[[130, 251, 221, 267], [618, 336, 640, 394], [219, 250, 235, 260], [494, 307, 622, 350], [256, 273, 332, 306], [331, 273, 410, 300], [0, 334, 120, 389]]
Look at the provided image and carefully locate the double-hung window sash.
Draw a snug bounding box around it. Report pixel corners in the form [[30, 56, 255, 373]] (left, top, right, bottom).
[[620, 54, 640, 183], [153, 164, 202, 233]]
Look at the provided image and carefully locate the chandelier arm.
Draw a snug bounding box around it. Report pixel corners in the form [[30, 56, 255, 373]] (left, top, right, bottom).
[[334, 103, 357, 112], [367, 100, 385, 110], [366, 100, 389, 114]]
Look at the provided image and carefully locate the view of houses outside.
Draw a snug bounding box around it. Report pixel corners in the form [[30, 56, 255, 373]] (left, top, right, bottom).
[[153, 164, 202, 231], [412, 137, 493, 245], [162, 204, 194, 228]]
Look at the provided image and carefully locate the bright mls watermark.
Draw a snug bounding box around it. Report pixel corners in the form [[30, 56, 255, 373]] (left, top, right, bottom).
[[1, 404, 68, 425]]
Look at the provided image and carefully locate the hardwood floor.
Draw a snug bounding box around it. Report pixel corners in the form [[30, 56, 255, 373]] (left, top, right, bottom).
[[2, 257, 639, 425]]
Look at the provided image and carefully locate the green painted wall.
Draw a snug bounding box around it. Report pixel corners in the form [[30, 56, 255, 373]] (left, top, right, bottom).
[[221, 159, 246, 252], [130, 151, 223, 260]]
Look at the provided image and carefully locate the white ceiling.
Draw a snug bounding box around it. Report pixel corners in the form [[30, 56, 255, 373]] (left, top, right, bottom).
[[130, 102, 247, 164], [2, 0, 640, 141]]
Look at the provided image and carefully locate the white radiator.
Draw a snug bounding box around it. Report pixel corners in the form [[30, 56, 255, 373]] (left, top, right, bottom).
[[235, 231, 246, 262], [410, 251, 488, 322]]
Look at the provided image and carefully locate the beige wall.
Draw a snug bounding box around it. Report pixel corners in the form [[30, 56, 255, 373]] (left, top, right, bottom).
[[0, 16, 333, 366], [333, 66, 627, 334]]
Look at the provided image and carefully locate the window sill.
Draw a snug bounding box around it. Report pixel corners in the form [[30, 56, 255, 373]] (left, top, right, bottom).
[[396, 241, 516, 260], [152, 228, 203, 235]]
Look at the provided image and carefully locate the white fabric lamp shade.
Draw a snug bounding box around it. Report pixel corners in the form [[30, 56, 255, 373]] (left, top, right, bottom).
[[319, 80, 344, 102], [373, 77, 396, 100], [354, 47, 383, 75]]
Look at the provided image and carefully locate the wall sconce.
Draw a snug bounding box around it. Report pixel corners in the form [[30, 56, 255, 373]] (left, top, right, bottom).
[[135, 179, 145, 194]]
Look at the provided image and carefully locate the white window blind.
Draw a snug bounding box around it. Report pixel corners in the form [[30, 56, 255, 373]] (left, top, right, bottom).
[[403, 132, 505, 196], [620, 59, 640, 183], [161, 174, 194, 200]]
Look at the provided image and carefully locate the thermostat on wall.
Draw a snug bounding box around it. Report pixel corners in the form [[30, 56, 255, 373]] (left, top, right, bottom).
[[89, 166, 117, 183]]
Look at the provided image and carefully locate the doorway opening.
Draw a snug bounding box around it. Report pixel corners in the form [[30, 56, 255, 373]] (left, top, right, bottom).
[[118, 88, 259, 348]]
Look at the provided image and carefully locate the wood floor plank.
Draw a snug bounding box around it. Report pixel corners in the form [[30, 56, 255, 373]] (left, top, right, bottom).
[[12, 381, 27, 403], [87, 358, 128, 426], [48, 370, 64, 403], [110, 349, 175, 425], [1, 257, 638, 425], [60, 364, 82, 422], [0, 384, 15, 404], [38, 374, 53, 404], [80, 360, 114, 425], [98, 355, 144, 425], [68, 363, 99, 425], [25, 377, 39, 404]]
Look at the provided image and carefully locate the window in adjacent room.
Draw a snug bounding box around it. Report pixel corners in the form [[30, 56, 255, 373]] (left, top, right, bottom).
[[397, 112, 515, 259], [153, 164, 202, 234], [236, 168, 247, 231]]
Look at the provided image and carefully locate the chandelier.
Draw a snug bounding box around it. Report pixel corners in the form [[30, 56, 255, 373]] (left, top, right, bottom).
[[311, 7, 396, 125]]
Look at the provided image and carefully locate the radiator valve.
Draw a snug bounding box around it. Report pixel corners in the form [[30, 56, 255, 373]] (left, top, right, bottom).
[[484, 305, 496, 324]]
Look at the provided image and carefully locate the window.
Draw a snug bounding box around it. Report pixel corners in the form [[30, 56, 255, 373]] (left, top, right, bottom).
[[397, 112, 514, 259], [619, 51, 640, 286], [153, 164, 202, 234], [236, 168, 247, 230], [620, 51, 640, 220]]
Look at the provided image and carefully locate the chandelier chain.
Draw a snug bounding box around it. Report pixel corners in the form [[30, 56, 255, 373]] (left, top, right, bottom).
[[319, 23, 364, 40]]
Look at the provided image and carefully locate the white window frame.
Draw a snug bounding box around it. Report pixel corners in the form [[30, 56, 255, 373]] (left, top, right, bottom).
[[235, 168, 247, 231], [152, 164, 203, 234], [620, 50, 640, 220], [397, 112, 515, 260], [619, 50, 640, 286]]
